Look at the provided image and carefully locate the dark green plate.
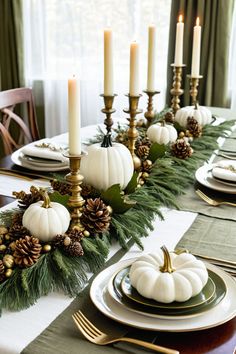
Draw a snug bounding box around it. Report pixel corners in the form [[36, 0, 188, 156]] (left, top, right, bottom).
[[121, 269, 215, 310], [112, 267, 226, 317]]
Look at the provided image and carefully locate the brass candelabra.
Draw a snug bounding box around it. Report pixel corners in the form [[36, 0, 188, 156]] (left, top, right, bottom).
[[170, 64, 186, 115], [64, 152, 86, 230], [100, 94, 117, 133], [187, 74, 203, 106], [143, 90, 160, 127], [124, 94, 142, 170]]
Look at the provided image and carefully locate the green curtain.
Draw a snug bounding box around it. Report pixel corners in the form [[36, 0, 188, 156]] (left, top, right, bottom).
[[166, 0, 235, 108], [0, 0, 24, 90]]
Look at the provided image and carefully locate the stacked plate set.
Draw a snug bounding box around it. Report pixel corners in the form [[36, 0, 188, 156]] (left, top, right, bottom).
[[196, 159, 236, 194], [90, 257, 236, 332]]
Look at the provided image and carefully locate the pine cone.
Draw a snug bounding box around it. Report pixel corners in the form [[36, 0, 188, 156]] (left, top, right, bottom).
[[164, 111, 175, 124], [50, 179, 71, 195], [186, 117, 202, 138], [171, 138, 193, 159], [66, 241, 84, 257], [13, 186, 42, 208], [11, 212, 23, 226], [52, 234, 65, 249], [136, 145, 150, 160], [81, 198, 111, 234], [9, 225, 29, 239], [0, 260, 5, 282], [81, 184, 99, 199], [67, 228, 84, 242], [142, 159, 153, 173], [13, 236, 42, 268]]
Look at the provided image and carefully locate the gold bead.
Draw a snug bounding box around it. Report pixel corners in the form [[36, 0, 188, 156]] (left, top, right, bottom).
[[142, 172, 149, 180], [179, 131, 185, 138], [3, 254, 14, 268], [5, 269, 13, 278], [0, 226, 8, 235], [107, 205, 113, 215], [43, 244, 51, 253], [5, 234, 10, 241], [133, 155, 142, 170], [0, 245, 7, 252], [145, 159, 152, 166], [63, 236, 71, 246], [137, 184, 142, 188], [139, 179, 145, 186], [83, 230, 90, 237], [185, 130, 190, 137]]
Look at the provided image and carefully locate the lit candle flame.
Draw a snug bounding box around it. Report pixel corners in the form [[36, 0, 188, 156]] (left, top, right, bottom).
[[196, 17, 200, 26], [179, 14, 183, 23]]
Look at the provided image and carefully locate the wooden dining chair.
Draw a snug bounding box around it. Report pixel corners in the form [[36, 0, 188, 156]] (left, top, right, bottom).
[[0, 88, 40, 155]]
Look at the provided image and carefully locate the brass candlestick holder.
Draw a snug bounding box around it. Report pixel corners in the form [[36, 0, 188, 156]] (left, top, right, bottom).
[[187, 74, 203, 105], [123, 94, 142, 170], [100, 94, 117, 133], [170, 64, 186, 115], [143, 90, 160, 127], [64, 152, 86, 230]]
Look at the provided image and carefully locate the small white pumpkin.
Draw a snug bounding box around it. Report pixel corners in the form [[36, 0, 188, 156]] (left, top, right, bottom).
[[129, 246, 208, 303], [23, 191, 70, 242], [80, 134, 134, 191], [175, 104, 212, 127], [147, 122, 177, 145]]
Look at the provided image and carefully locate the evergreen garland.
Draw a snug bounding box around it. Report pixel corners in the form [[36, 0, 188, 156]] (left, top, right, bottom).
[[0, 112, 234, 312]]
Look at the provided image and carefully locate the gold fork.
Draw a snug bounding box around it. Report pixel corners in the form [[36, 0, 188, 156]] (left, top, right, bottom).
[[195, 189, 236, 207], [72, 310, 179, 354]]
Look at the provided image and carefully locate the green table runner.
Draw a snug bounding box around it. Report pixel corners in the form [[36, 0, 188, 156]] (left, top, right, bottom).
[[176, 214, 236, 264], [177, 185, 236, 221]]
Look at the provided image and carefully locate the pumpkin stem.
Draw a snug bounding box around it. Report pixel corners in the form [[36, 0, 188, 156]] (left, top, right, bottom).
[[194, 101, 199, 110], [159, 245, 175, 273], [40, 189, 51, 209], [101, 133, 113, 148], [161, 120, 165, 127]]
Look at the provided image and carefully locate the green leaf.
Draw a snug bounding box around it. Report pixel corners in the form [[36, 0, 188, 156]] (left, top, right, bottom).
[[148, 143, 166, 162], [101, 184, 136, 214], [174, 121, 184, 133], [124, 171, 139, 195], [49, 191, 70, 209]]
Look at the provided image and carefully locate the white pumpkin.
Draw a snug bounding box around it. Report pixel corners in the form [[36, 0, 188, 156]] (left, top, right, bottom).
[[175, 104, 212, 127], [147, 122, 177, 145], [80, 136, 134, 191], [23, 191, 70, 242], [129, 246, 208, 303]]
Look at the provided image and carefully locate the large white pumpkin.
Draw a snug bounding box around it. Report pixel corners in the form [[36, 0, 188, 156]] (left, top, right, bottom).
[[147, 123, 177, 145], [129, 246, 208, 303], [23, 192, 70, 242], [175, 105, 212, 127], [80, 139, 134, 191]]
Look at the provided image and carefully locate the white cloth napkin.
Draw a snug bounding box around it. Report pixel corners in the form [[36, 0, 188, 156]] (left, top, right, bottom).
[[212, 160, 236, 182], [21, 138, 68, 163]]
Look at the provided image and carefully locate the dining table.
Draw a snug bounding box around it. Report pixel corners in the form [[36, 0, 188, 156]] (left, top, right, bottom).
[[0, 117, 236, 354]]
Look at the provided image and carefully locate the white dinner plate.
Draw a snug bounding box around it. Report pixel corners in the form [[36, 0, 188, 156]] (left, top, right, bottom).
[[90, 258, 236, 332], [195, 164, 236, 194], [11, 147, 69, 172]]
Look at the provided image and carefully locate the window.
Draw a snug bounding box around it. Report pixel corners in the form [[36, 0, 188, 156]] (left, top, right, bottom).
[[23, 0, 171, 137]]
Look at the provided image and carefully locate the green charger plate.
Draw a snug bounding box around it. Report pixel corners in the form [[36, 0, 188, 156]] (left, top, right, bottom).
[[112, 267, 226, 317], [121, 269, 215, 310]]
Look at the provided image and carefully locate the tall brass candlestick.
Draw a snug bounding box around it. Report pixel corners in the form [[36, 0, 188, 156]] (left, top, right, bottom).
[[187, 74, 203, 105], [100, 94, 117, 133], [170, 64, 186, 115], [64, 153, 86, 230], [123, 94, 142, 170], [143, 90, 160, 127]]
